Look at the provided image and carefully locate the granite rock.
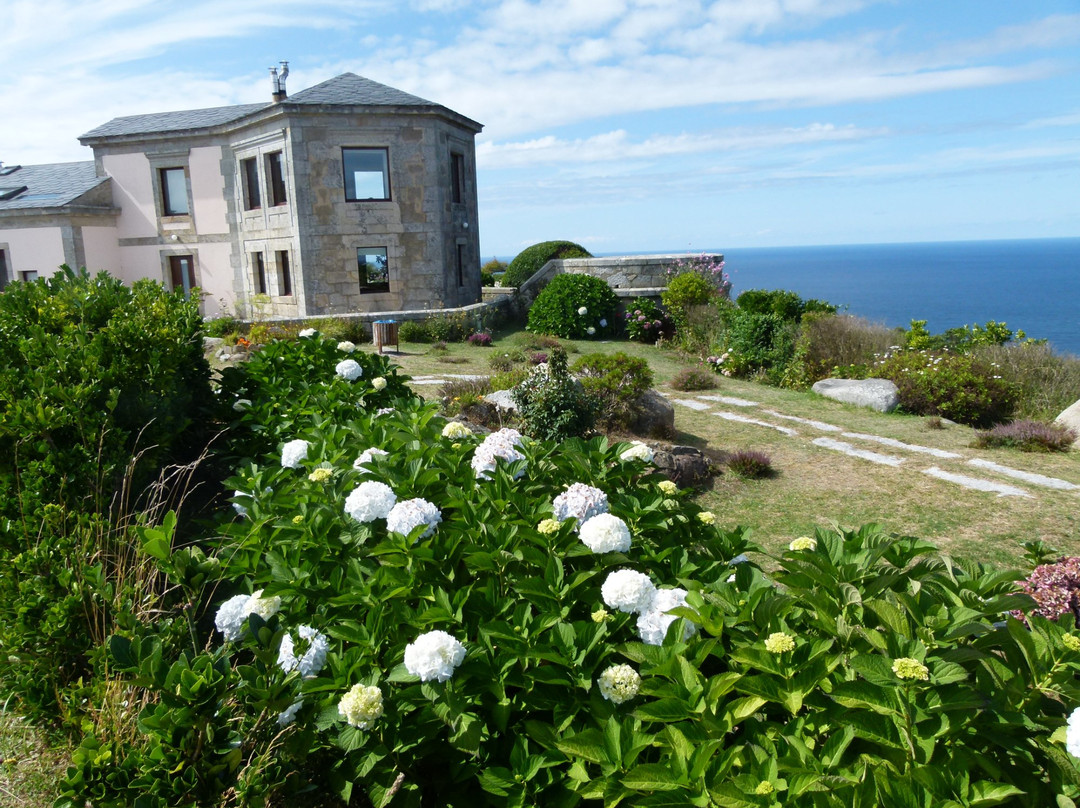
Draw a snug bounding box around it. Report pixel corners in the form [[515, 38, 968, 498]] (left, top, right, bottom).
[[812, 378, 900, 413]]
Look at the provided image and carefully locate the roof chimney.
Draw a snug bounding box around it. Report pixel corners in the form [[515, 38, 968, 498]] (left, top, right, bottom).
[[270, 61, 290, 102]]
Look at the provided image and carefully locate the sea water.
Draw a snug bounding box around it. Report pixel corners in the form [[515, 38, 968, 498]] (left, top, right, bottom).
[[716, 238, 1080, 356]]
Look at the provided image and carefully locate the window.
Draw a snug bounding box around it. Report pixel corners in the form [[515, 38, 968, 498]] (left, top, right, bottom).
[[456, 243, 466, 287], [20, 270, 39, 283], [168, 255, 196, 298], [450, 152, 465, 205], [277, 250, 292, 296], [0, 249, 8, 291], [358, 248, 389, 293], [343, 148, 390, 201], [252, 252, 267, 294], [241, 157, 261, 210], [266, 151, 287, 206], [160, 167, 189, 216]]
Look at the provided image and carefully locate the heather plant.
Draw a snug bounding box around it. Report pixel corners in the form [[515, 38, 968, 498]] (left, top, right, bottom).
[[670, 366, 718, 391], [725, 448, 773, 478], [502, 240, 592, 288], [466, 332, 493, 347], [526, 274, 618, 339], [571, 352, 653, 432], [973, 419, 1077, 452], [623, 296, 673, 343]]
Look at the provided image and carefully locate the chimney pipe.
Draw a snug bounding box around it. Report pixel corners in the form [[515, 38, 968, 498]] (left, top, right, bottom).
[[271, 60, 289, 102]]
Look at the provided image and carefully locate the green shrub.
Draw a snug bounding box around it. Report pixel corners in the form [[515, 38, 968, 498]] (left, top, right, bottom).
[[571, 352, 653, 431], [737, 289, 837, 322], [0, 268, 213, 723], [526, 274, 618, 339], [872, 349, 1017, 427], [428, 311, 472, 343], [973, 342, 1080, 422], [623, 297, 673, 343], [204, 315, 240, 338], [502, 241, 592, 289], [490, 367, 530, 391], [670, 366, 718, 391], [785, 313, 899, 388], [399, 320, 433, 343], [481, 258, 508, 287], [661, 271, 716, 330], [513, 348, 598, 440], [720, 309, 797, 382]]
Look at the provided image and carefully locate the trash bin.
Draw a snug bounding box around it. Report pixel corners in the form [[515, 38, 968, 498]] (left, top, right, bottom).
[[373, 319, 399, 354]]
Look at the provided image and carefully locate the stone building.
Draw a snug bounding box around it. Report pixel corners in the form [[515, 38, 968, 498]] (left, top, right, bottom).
[[0, 68, 483, 318]]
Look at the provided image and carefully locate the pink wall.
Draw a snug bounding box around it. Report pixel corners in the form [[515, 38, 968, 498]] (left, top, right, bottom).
[[2, 227, 66, 276], [81, 225, 121, 274], [103, 153, 156, 238], [190, 146, 229, 235]]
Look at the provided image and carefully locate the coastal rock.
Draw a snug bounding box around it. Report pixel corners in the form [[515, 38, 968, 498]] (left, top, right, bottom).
[[627, 389, 675, 438], [1055, 398, 1080, 447], [484, 389, 518, 411], [653, 445, 713, 489], [812, 378, 900, 413]]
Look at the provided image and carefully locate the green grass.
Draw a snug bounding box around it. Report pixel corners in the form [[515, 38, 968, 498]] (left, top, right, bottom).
[[0, 708, 70, 807], [366, 327, 1080, 566]]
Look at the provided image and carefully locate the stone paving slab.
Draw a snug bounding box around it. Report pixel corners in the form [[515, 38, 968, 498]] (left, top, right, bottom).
[[713, 411, 799, 436], [922, 466, 1033, 498], [967, 458, 1079, 491], [672, 398, 712, 411], [841, 431, 962, 459], [811, 437, 904, 466], [762, 410, 842, 432], [697, 394, 759, 407]]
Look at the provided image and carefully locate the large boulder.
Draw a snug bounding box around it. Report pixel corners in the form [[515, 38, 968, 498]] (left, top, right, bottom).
[[653, 445, 713, 489], [1055, 398, 1080, 447], [627, 389, 675, 438], [812, 378, 900, 413]]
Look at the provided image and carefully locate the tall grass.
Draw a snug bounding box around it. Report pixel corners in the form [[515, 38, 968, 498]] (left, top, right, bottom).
[[973, 343, 1080, 421]]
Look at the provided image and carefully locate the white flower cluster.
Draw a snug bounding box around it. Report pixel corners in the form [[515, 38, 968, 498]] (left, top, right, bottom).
[[352, 447, 389, 472], [336, 359, 363, 381], [386, 497, 442, 540], [214, 590, 282, 642], [404, 630, 466, 683], [442, 421, 472, 440], [344, 480, 397, 522], [281, 439, 309, 469], [619, 441, 654, 463], [299, 328, 317, 338], [597, 664, 641, 704], [278, 625, 330, 678], [578, 306, 588, 315], [372, 376, 387, 391], [552, 483, 609, 526], [338, 684, 383, 729], [277, 698, 304, 727], [637, 588, 698, 646], [232, 490, 249, 518], [337, 340, 356, 353], [1068, 707, 1080, 757], [579, 513, 631, 554], [471, 428, 526, 480], [601, 570, 656, 614]]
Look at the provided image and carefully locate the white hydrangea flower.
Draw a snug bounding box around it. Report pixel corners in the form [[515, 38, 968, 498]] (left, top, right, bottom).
[[336, 359, 363, 381], [352, 447, 389, 472], [299, 328, 317, 338], [789, 536, 817, 551], [278, 625, 330, 678], [281, 439, 309, 469], [601, 570, 656, 615], [637, 588, 698, 646], [599, 318, 608, 328], [577, 306, 588, 316], [214, 594, 254, 642], [248, 589, 282, 621], [376, 407, 394, 416], [442, 421, 472, 439], [579, 513, 632, 554], [372, 376, 387, 391], [587, 326, 596, 336], [552, 483, 609, 527], [386, 497, 442, 540], [619, 441, 654, 463], [277, 698, 304, 727], [338, 684, 383, 729], [472, 428, 526, 480], [337, 340, 356, 353], [1068, 707, 1080, 757], [404, 630, 466, 682], [597, 664, 640, 704], [344, 481, 397, 522], [232, 490, 249, 518]]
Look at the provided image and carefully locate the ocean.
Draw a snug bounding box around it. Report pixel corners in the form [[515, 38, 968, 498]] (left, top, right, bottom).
[[713, 238, 1080, 356]]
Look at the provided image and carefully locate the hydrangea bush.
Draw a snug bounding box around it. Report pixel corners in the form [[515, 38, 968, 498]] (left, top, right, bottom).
[[57, 335, 1080, 808]]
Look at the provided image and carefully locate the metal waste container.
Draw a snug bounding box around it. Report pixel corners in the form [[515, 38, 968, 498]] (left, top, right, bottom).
[[373, 319, 399, 354]]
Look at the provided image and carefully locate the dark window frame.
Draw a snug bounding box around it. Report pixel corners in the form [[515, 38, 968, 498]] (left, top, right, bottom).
[[358, 247, 390, 294], [277, 250, 292, 297], [450, 152, 465, 205], [342, 147, 391, 202], [266, 151, 287, 207], [168, 255, 196, 298], [160, 167, 189, 216], [241, 157, 261, 210], [456, 243, 466, 287], [252, 252, 267, 295], [0, 248, 8, 291]]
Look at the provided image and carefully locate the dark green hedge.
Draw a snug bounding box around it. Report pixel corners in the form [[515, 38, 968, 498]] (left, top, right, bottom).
[[502, 240, 592, 289]]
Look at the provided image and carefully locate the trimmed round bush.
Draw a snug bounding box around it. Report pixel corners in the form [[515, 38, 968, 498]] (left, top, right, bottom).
[[503, 241, 592, 289], [527, 274, 618, 339], [661, 272, 716, 329]]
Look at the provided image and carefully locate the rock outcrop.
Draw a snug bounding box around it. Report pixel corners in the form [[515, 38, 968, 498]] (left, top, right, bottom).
[[626, 389, 675, 438], [1055, 398, 1080, 447], [812, 378, 900, 413]]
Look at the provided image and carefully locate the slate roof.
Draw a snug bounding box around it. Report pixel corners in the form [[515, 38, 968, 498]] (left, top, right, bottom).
[[79, 73, 480, 142], [0, 162, 109, 212]]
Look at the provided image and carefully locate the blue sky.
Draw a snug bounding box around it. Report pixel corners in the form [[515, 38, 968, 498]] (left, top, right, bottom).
[[2, 0, 1078, 255]]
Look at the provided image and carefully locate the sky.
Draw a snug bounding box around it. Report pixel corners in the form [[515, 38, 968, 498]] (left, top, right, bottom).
[[2, 0, 1079, 256]]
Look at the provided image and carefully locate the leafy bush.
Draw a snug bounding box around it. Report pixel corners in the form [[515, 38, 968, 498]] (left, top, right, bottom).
[[665, 254, 731, 297], [725, 448, 773, 478], [526, 274, 618, 339], [623, 297, 673, 343], [513, 348, 598, 440], [502, 241, 592, 288], [571, 352, 653, 431], [488, 353, 513, 372], [670, 366, 718, 391], [519, 333, 564, 352], [467, 332, 493, 347], [973, 342, 1080, 422], [736, 289, 836, 322], [0, 268, 213, 723], [720, 309, 797, 382], [661, 271, 716, 330], [428, 311, 472, 343], [973, 419, 1077, 452], [204, 314, 241, 337], [399, 320, 432, 343], [481, 258, 507, 287], [871, 349, 1017, 427], [490, 367, 530, 391]]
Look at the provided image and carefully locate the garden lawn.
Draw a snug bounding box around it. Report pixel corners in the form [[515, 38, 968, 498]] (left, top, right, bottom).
[[365, 328, 1080, 567], [0, 709, 71, 807]]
